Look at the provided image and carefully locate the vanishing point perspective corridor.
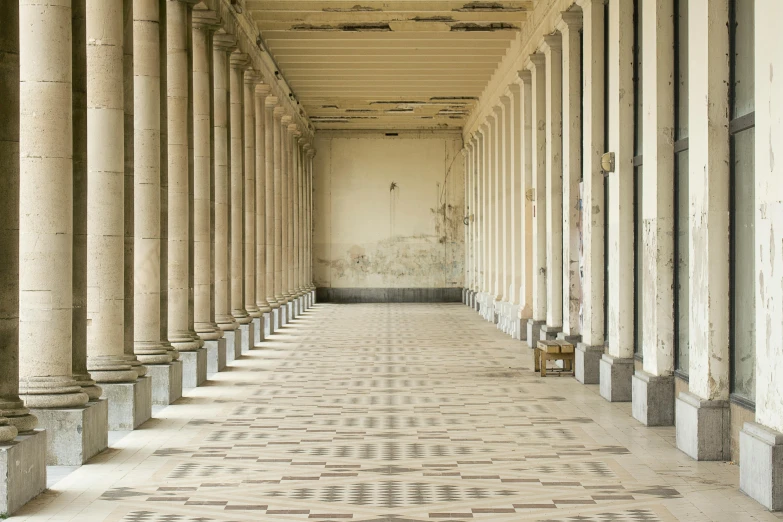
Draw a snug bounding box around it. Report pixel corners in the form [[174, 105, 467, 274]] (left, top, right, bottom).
[[13, 304, 780, 522]]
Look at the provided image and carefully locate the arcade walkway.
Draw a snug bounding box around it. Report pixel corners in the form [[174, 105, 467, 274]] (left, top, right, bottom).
[[14, 305, 781, 522]]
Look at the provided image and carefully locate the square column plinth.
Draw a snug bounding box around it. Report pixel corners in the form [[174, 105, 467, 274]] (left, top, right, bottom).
[[526, 320, 545, 349], [599, 354, 633, 402], [181, 348, 208, 389], [286, 301, 294, 324], [240, 322, 254, 355], [311, 289, 316, 304], [575, 343, 602, 384], [205, 339, 227, 376], [0, 430, 46, 516], [740, 422, 783, 511], [676, 391, 730, 461], [632, 371, 674, 426], [33, 399, 108, 465], [223, 329, 241, 363], [102, 376, 152, 430], [253, 317, 264, 347], [264, 311, 273, 337], [147, 361, 183, 406], [272, 307, 281, 332]]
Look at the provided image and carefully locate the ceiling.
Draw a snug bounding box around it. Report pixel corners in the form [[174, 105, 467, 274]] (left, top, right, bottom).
[[247, 1, 532, 130]]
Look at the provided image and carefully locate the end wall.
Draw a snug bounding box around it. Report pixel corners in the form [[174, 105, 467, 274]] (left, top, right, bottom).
[[313, 131, 464, 302]]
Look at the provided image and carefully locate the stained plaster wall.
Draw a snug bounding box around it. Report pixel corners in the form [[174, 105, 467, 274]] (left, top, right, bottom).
[[313, 131, 464, 290]]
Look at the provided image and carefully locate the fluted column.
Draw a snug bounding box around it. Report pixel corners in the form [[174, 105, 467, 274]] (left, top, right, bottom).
[[273, 107, 286, 318], [243, 69, 261, 321], [265, 97, 280, 319], [229, 52, 250, 325], [0, 1, 36, 439], [167, 0, 201, 352], [19, 0, 89, 409], [192, 8, 221, 342], [255, 84, 272, 322], [213, 32, 237, 332]]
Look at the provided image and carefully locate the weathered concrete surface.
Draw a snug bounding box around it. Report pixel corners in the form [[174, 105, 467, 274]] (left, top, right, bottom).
[[180, 348, 207, 390], [101, 377, 152, 430], [526, 319, 545, 349], [740, 422, 783, 511], [676, 391, 730, 461], [146, 361, 183, 406], [0, 430, 46, 516], [240, 323, 254, 355], [205, 339, 227, 376], [632, 371, 674, 426], [223, 330, 241, 364], [575, 343, 602, 385], [252, 317, 264, 346], [32, 400, 108, 465], [599, 354, 633, 402]]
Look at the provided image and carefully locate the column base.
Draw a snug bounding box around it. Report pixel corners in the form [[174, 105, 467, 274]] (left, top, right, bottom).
[[507, 305, 523, 340], [526, 320, 545, 349], [240, 322, 254, 355], [180, 348, 207, 390], [32, 399, 108, 465], [102, 377, 152, 430], [205, 338, 227, 376], [557, 332, 582, 345], [599, 354, 634, 402], [0, 430, 46, 516], [146, 361, 183, 406], [278, 304, 287, 328], [264, 311, 273, 337], [223, 329, 241, 363], [740, 422, 783, 511], [272, 307, 281, 331], [491, 299, 500, 324], [632, 371, 674, 426], [540, 325, 561, 341], [575, 343, 602, 384], [675, 391, 730, 461], [286, 301, 294, 323], [252, 316, 264, 347]]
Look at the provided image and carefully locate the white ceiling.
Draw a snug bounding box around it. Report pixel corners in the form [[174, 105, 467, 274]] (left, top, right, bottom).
[[247, 1, 532, 130]]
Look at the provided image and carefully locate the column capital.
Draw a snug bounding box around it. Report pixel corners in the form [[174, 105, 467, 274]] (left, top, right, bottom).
[[541, 32, 563, 53], [518, 69, 532, 83], [500, 90, 512, 104], [192, 6, 220, 30], [557, 9, 583, 32], [298, 136, 309, 146], [307, 148, 316, 158], [274, 106, 286, 119], [528, 51, 546, 68], [281, 114, 293, 126], [256, 83, 272, 97], [213, 30, 237, 52], [287, 123, 299, 135], [244, 68, 262, 84], [230, 51, 250, 70], [492, 104, 503, 115], [266, 95, 280, 107]]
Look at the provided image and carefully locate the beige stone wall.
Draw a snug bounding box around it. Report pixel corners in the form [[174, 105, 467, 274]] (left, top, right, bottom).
[[313, 131, 464, 290]]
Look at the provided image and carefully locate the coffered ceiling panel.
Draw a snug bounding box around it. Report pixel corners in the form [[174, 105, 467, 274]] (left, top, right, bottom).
[[247, 1, 532, 130]]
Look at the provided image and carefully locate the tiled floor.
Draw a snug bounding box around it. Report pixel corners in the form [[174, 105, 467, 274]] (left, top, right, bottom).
[[14, 304, 783, 521]]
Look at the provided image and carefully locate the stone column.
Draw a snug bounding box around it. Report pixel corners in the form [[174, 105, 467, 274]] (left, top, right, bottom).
[[600, 0, 635, 403], [675, 0, 731, 462], [484, 116, 496, 321], [741, 0, 783, 509], [632, 0, 675, 427], [229, 52, 252, 356], [280, 115, 292, 321], [526, 53, 547, 344], [213, 32, 240, 363], [273, 107, 286, 327], [575, 0, 606, 385], [255, 84, 272, 336], [498, 98, 511, 331], [286, 122, 297, 320], [517, 71, 534, 330], [134, 0, 181, 406], [265, 96, 280, 329], [508, 83, 524, 339], [289, 128, 299, 318], [85, 0, 150, 430], [167, 0, 205, 389], [243, 68, 262, 346], [478, 125, 488, 309], [0, 2, 45, 512], [307, 147, 317, 299], [541, 34, 564, 341], [299, 140, 309, 304], [557, 10, 584, 346], [192, 7, 224, 378], [491, 106, 502, 313], [470, 135, 480, 307], [19, 0, 92, 466]]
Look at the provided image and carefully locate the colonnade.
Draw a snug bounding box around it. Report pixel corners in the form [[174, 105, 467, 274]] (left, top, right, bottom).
[[0, 0, 315, 513], [463, 0, 783, 512]]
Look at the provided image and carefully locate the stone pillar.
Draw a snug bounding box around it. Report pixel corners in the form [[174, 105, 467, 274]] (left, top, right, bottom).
[[740, 0, 783, 509], [557, 10, 584, 346], [213, 32, 239, 364], [134, 0, 181, 405], [632, 0, 675, 427], [499, 97, 511, 332], [19, 0, 94, 467], [85, 0, 150, 430], [474, 131, 483, 310], [526, 53, 547, 344], [255, 84, 272, 337], [471, 135, 481, 307], [167, 0, 205, 389], [541, 34, 564, 340], [307, 147, 317, 299], [280, 115, 292, 322], [192, 7, 225, 378], [299, 141, 309, 304], [492, 106, 502, 313], [479, 124, 489, 311], [289, 128, 300, 318], [484, 116, 496, 321], [517, 71, 534, 331], [273, 107, 286, 327], [675, 0, 731, 462], [0, 2, 46, 512], [286, 122, 297, 320], [229, 52, 252, 356], [243, 68, 262, 347], [575, 0, 606, 385], [508, 83, 524, 340], [265, 96, 280, 329]]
